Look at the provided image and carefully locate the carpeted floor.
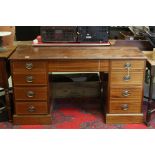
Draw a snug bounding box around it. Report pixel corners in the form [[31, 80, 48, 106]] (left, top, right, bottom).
[[0, 98, 155, 129]]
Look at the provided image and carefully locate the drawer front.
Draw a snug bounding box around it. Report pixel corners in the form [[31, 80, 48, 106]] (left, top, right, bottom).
[[110, 71, 144, 85], [48, 60, 109, 72], [15, 102, 48, 114], [109, 101, 142, 113], [111, 60, 145, 70], [12, 61, 46, 73], [110, 87, 142, 100], [13, 73, 47, 86], [14, 87, 47, 101]]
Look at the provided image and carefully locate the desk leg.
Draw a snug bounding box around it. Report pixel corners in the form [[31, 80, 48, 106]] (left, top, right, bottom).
[[2, 61, 12, 122], [146, 69, 154, 126], [4, 89, 12, 122], [99, 72, 108, 117], [99, 72, 104, 97]]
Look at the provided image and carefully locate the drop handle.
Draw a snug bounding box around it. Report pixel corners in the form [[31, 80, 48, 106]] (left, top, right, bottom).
[[27, 91, 35, 98], [25, 62, 33, 70], [27, 105, 36, 112], [26, 75, 33, 83], [121, 104, 128, 111], [124, 62, 131, 69], [123, 75, 131, 81], [122, 90, 130, 97]]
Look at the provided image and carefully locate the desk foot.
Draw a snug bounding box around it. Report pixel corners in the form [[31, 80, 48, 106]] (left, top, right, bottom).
[[9, 119, 13, 123], [4, 89, 13, 122], [146, 109, 152, 126], [145, 121, 150, 127]]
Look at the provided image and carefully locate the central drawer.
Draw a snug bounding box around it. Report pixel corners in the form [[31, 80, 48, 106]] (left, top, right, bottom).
[[14, 87, 47, 101], [15, 102, 48, 114], [48, 60, 109, 72]]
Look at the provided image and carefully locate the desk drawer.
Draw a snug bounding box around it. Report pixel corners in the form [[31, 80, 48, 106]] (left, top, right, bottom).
[[48, 60, 109, 72], [110, 87, 142, 100], [110, 71, 144, 85], [15, 102, 48, 114], [12, 61, 46, 73], [111, 60, 145, 70], [14, 87, 47, 101], [109, 101, 142, 113], [13, 73, 47, 86]]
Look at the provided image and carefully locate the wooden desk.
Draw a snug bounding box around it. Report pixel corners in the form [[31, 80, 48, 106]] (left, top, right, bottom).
[[0, 46, 16, 121], [10, 45, 146, 125], [143, 51, 155, 126]]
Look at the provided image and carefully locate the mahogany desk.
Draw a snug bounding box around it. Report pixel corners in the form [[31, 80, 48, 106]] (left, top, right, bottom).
[[0, 46, 16, 121], [9, 45, 146, 125]]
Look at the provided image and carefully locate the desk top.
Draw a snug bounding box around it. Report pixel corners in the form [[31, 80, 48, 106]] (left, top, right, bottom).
[[143, 51, 155, 66], [0, 46, 16, 59], [10, 45, 146, 60]]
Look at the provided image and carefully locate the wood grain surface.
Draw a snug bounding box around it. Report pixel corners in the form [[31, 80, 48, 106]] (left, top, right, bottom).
[[9, 45, 146, 60]]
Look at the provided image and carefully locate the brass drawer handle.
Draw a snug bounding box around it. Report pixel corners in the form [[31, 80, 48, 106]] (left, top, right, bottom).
[[26, 75, 33, 83], [123, 75, 131, 81], [27, 105, 36, 112], [27, 91, 35, 98], [124, 62, 131, 69], [121, 104, 128, 111], [122, 89, 130, 97], [25, 62, 33, 70]]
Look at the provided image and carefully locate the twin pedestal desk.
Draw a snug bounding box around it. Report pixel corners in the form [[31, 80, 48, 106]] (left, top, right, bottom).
[[9, 45, 146, 125]]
